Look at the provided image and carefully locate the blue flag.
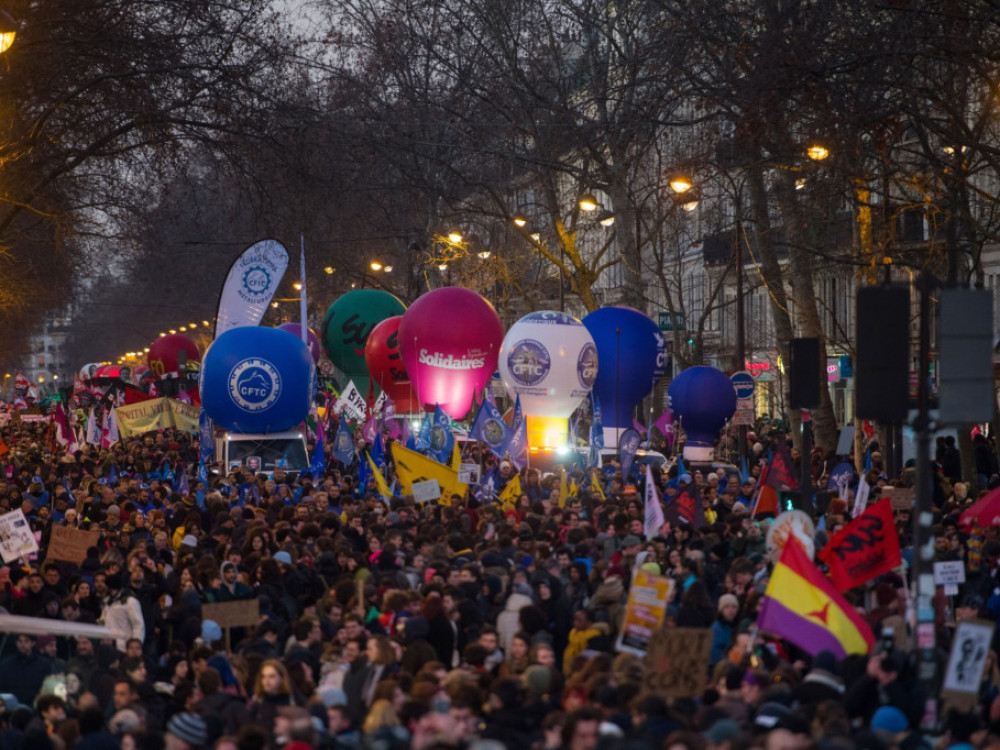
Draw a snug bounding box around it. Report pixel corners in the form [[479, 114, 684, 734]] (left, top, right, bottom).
[[371, 431, 386, 473], [619, 428, 641, 481], [305, 421, 326, 480], [676, 454, 687, 480], [512, 394, 523, 428], [357, 447, 370, 495], [740, 455, 750, 484], [429, 404, 455, 464], [470, 395, 511, 459], [415, 412, 432, 452], [108, 463, 119, 487], [503, 399, 528, 470], [162, 462, 175, 488], [332, 415, 356, 465], [176, 466, 190, 496], [198, 408, 214, 467]]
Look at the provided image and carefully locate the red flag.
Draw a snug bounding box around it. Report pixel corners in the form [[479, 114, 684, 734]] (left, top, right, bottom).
[[818, 498, 901, 591], [752, 464, 780, 517], [666, 479, 707, 528], [366, 376, 376, 419], [765, 443, 799, 492], [123, 385, 158, 405], [14, 372, 29, 391]]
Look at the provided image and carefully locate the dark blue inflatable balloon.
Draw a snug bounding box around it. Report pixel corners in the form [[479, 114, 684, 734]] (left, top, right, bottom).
[[582, 307, 667, 428], [667, 366, 737, 462], [201, 327, 316, 433]]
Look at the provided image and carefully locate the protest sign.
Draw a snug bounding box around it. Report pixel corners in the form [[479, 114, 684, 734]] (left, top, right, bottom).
[[458, 463, 481, 485], [47, 525, 100, 565], [934, 560, 966, 596], [881, 486, 915, 511], [411, 479, 441, 503], [0, 509, 37, 563], [202, 600, 260, 629], [942, 619, 993, 710], [332, 381, 366, 422], [616, 571, 674, 656], [642, 627, 713, 698]]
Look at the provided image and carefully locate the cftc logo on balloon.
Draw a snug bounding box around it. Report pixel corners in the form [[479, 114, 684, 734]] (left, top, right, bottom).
[[577, 342, 598, 389], [228, 358, 282, 413], [507, 339, 550, 387]]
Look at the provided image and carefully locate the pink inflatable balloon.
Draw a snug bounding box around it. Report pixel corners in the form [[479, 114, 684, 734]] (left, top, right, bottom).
[[399, 287, 503, 419], [277, 323, 322, 364]]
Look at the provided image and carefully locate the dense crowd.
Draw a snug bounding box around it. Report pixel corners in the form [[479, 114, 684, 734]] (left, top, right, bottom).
[[0, 416, 994, 750]]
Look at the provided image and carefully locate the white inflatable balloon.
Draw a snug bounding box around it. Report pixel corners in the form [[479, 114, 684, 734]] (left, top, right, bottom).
[[499, 311, 597, 418]]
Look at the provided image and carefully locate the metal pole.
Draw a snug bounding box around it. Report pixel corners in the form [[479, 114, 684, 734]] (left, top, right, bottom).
[[735, 218, 747, 464], [912, 270, 937, 728]]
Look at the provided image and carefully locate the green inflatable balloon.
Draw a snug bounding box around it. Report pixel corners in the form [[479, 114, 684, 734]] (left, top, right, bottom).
[[322, 289, 406, 381]]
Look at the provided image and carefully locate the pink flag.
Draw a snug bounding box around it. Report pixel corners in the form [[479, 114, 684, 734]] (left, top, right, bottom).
[[361, 413, 378, 444], [100, 409, 110, 448], [654, 410, 674, 448], [386, 418, 402, 440], [53, 404, 78, 451]]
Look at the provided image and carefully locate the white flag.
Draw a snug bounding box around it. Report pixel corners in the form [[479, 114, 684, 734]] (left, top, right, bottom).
[[852, 471, 870, 518], [85, 408, 99, 445], [215, 239, 290, 338], [644, 464, 666, 539], [107, 407, 120, 446]]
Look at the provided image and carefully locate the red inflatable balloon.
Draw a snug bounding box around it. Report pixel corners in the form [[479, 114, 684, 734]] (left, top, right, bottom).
[[365, 316, 420, 414], [399, 287, 503, 419], [147, 334, 201, 379]]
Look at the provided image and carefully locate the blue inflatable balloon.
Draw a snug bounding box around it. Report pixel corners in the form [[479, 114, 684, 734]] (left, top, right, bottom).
[[201, 327, 316, 433], [582, 307, 667, 432], [667, 366, 737, 463]]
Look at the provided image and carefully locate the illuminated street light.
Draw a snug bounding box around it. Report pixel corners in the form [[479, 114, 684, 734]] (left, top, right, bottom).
[[669, 174, 693, 194], [448, 231, 463, 244], [293, 282, 303, 290], [384, 265, 393, 272], [0, 12, 17, 56], [370, 261, 383, 271], [578, 194, 599, 212], [477, 251, 491, 260], [806, 144, 830, 161], [438, 263, 449, 271], [512, 216, 527, 228], [597, 210, 615, 227], [324, 266, 335, 274]]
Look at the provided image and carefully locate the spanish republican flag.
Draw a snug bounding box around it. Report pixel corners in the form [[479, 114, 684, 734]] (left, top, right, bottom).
[[757, 538, 874, 659]]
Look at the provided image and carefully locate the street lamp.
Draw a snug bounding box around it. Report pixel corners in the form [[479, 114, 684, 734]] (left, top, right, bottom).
[[370, 261, 383, 272], [447, 231, 463, 244], [669, 174, 694, 194], [597, 209, 615, 227], [0, 12, 17, 56], [578, 194, 599, 212], [806, 144, 830, 161], [512, 216, 527, 228]]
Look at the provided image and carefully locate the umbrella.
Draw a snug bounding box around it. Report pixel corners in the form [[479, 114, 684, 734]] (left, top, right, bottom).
[[959, 485, 1000, 527]]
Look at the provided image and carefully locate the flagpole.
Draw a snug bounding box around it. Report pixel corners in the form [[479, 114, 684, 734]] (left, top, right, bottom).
[[299, 235, 308, 346]]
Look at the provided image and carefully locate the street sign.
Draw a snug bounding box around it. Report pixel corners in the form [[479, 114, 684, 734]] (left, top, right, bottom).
[[731, 371, 755, 399], [658, 311, 684, 332]]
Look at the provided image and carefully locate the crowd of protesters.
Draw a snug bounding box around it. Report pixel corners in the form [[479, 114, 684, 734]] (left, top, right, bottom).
[[0, 416, 995, 750]]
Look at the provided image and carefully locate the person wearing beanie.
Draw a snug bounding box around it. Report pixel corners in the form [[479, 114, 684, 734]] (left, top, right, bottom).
[[166, 710, 209, 749], [710, 594, 740, 666]]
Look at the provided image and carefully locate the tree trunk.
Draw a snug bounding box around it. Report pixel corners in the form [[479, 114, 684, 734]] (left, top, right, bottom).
[[608, 176, 644, 311], [773, 171, 839, 455], [747, 161, 800, 447]]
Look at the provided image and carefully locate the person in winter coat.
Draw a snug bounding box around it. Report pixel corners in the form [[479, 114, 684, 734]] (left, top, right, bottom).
[[213, 561, 252, 601], [102, 574, 145, 652], [0, 634, 56, 706], [563, 609, 607, 673], [710, 594, 740, 666], [497, 583, 534, 653]]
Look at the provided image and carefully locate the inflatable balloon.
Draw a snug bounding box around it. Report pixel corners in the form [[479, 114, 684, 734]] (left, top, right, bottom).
[[365, 316, 420, 413], [399, 287, 503, 419], [322, 290, 406, 388], [667, 365, 737, 463], [498, 311, 597, 448], [148, 334, 201, 379], [499, 311, 597, 417], [200, 326, 316, 434], [582, 307, 667, 445], [277, 323, 321, 364]]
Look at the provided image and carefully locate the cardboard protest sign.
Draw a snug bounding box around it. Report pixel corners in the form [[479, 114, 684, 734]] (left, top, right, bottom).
[[642, 627, 712, 698], [47, 525, 100, 565], [202, 600, 260, 629], [942, 619, 993, 711]]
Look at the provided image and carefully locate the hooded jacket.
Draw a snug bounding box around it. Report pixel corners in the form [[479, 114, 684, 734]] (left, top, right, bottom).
[[497, 591, 533, 653]]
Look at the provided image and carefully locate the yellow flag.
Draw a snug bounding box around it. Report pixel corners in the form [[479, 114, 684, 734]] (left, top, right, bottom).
[[570, 477, 579, 497], [391, 443, 468, 506], [451, 442, 462, 473], [499, 473, 521, 510], [559, 467, 569, 508], [591, 469, 606, 502], [365, 451, 393, 500]]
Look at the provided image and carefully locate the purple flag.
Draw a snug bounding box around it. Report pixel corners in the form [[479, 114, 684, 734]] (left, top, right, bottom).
[[654, 410, 674, 448]]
